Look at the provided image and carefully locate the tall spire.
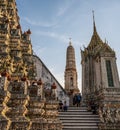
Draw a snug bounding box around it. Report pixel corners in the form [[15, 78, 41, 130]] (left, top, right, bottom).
[[87, 11, 103, 49], [69, 38, 72, 46], [64, 40, 79, 98], [92, 10, 97, 33]]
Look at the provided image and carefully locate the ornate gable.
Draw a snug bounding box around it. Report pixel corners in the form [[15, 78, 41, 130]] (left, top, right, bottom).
[[99, 42, 115, 56], [84, 12, 115, 58], [87, 11, 104, 52], [87, 30, 104, 51]]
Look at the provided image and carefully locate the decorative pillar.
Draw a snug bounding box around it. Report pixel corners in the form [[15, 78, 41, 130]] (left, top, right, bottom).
[[51, 82, 57, 100], [26, 80, 46, 130], [0, 76, 10, 130], [5, 80, 30, 130], [37, 78, 43, 99], [43, 82, 62, 130]]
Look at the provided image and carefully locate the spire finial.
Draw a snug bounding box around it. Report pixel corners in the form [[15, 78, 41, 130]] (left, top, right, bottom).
[[92, 10, 97, 33], [92, 10, 95, 22], [69, 38, 72, 46]]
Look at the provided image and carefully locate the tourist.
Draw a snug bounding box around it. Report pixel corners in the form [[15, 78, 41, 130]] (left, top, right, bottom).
[[63, 100, 68, 111], [90, 100, 97, 114], [73, 94, 77, 106], [76, 93, 82, 107], [59, 100, 63, 111]]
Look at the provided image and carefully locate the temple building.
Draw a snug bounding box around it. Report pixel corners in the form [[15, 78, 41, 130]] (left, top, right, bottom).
[[0, 0, 62, 129], [1, 0, 120, 129], [81, 12, 120, 129]]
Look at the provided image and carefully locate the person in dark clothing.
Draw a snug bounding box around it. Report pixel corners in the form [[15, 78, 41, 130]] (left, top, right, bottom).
[[59, 100, 63, 111], [63, 101, 68, 111], [76, 93, 82, 107], [73, 94, 77, 106], [90, 101, 97, 114]]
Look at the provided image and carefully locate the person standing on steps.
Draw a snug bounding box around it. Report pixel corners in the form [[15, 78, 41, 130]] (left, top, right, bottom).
[[76, 93, 82, 107], [63, 100, 68, 111], [59, 100, 63, 111], [73, 94, 77, 106]]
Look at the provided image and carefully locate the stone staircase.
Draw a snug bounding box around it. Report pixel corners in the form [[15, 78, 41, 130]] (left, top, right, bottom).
[[58, 106, 100, 130]]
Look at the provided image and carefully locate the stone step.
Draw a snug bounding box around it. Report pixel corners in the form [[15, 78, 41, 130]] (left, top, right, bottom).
[[59, 111, 93, 115], [63, 122, 98, 126], [66, 109, 88, 112], [59, 115, 100, 119], [59, 114, 99, 118], [59, 106, 100, 130], [62, 106, 87, 109], [59, 118, 99, 122], [63, 126, 99, 129], [63, 129, 98, 130], [59, 117, 99, 121], [59, 118, 100, 122], [62, 127, 98, 130]]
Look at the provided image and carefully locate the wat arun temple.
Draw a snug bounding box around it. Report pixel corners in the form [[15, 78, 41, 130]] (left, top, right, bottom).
[[0, 0, 120, 130], [0, 0, 63, 129]]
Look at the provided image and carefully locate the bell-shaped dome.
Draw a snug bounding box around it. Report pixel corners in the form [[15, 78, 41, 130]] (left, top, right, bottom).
[[66, 41, 76, 70], [66, 41, 75, 63]]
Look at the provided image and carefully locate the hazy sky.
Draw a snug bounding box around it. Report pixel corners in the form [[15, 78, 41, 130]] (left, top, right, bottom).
[[16, 0, 120, 90]]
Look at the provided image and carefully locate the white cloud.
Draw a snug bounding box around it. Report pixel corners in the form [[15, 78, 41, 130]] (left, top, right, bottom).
[[57, 6, 68, 17], [22, 17, 57, 27], [34, 30, 82, 46], [56, 1, 75, 17], [35, 31, 68, 43]]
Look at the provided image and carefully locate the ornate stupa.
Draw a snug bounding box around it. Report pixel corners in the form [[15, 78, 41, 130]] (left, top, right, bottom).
[[0, 0, 36, 129], [0, 0, 62, 130], [64, 40, 79, 94], [64, 40, 79, 106], [0, 0, 35, 80]]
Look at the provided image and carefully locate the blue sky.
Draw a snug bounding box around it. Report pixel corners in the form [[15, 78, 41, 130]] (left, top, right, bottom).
[[16, 0, 120, 90]]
